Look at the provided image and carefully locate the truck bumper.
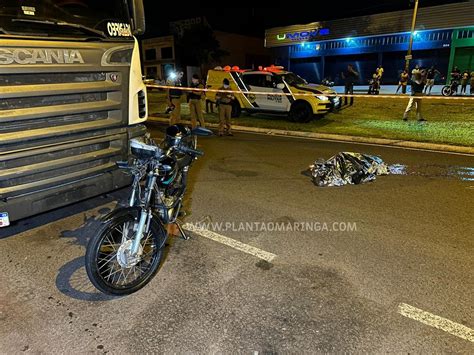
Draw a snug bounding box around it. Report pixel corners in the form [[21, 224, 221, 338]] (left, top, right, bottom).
[[0, 124, 147, 223]]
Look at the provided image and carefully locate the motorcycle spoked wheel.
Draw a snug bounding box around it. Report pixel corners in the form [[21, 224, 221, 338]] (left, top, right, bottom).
[[85, 210, 166, 295], [441, 86, 452, 97]]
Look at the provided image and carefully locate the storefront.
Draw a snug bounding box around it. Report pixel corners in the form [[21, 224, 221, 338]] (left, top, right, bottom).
[[265, 1, 474, 85]]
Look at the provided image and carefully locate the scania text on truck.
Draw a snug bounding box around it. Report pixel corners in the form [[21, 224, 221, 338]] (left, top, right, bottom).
[[0, 0, 148, 227]]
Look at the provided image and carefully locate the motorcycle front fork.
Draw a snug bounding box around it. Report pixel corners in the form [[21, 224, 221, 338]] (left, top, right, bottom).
[[131, 172, 156, 256], [130, 167, 191, 255]]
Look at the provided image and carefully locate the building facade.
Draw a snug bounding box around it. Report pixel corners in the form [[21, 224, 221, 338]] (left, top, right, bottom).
[[265, 1, 474, 85], [213, 31, 270, 70], [141, 36, 176, 81], [141, 31, 270, 82]]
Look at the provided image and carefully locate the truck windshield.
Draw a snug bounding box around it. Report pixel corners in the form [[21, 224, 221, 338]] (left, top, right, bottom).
[[0, 0, 132, 40], [278, 73, 308, 86]]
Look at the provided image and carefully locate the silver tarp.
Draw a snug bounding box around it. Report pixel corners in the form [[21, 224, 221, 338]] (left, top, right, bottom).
[[309, 152, 390, 187]]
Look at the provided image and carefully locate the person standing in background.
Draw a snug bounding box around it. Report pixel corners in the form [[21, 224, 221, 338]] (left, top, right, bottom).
[[460, 70, 469, 95], [403, 71, 426, 122], [375, 64, 384, 91], [375, 65, 384, 81], [167, 71, 184, 125], [423, 66, 441, 95], [216, 78, 234, 136], [396, 70, 410, 94], [341, 64, 359, 105], [411, 64, 421, 77], [187, 74, 206, 128], [450, 66, 461, 94], [470, 69, 474, 95]]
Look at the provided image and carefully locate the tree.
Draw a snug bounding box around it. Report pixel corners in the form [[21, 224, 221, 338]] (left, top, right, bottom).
[[176, 26, 229, 76]]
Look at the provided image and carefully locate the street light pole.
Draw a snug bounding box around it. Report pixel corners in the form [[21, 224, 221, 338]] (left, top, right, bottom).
[[405, 0, 420, 72]]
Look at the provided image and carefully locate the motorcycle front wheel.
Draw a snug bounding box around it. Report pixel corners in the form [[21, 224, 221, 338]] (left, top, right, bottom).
[[85, 209, 166, 295]]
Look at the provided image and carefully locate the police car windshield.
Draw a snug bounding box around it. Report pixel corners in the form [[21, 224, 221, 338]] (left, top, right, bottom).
[[278, 73, 307, 86], [0, 0, 132, 40]]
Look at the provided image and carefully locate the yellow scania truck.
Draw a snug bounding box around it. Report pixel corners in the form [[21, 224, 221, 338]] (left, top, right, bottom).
[[0, 0, 148, 227]]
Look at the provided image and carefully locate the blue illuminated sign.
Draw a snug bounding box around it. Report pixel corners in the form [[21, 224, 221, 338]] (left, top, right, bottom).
[[277, 28, 330, 41]]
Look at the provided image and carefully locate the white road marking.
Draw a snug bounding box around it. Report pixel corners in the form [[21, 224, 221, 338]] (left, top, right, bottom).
[[398, 303, 474, 342], [182, 224, 277, 262]]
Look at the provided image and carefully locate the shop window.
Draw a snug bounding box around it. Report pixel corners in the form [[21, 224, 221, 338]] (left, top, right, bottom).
[[146, 67, 158, 79], [145, 48, 156, 61], [161, 47, 173, 59]]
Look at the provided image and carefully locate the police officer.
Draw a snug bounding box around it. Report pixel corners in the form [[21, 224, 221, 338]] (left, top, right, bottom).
[[216, 78, 234, 136], [187, 74, 206, 128], [167, 71, 183, 125]]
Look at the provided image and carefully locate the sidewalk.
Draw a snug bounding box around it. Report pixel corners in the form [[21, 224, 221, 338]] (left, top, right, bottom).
[[147, 91, 474, 151], [332, 85, 447, 96], [147, 116, 474, 155]]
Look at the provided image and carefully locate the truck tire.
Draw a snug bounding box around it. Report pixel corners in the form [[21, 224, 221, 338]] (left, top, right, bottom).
[[289, 101, 313, 123]]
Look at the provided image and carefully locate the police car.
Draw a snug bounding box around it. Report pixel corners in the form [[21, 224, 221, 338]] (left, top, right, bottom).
[[206, 65, 340, 122]]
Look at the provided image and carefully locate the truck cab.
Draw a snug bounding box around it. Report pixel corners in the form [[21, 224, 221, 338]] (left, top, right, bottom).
[[0, 0, 148, 226]]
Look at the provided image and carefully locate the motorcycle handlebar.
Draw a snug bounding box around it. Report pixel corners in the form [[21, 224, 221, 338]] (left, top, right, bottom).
[[176, 145, 204, 157]]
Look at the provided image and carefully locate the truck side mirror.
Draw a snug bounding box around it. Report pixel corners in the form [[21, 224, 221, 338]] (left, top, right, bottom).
[[131, 0, 146, 35]]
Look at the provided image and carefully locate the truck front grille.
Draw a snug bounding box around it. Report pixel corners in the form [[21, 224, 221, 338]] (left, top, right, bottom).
[[0, 71, 123, 135], [0, 68, 131, 201]]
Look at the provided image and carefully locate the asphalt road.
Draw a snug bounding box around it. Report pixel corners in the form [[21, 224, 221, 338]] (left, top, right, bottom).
[[1, 125, 473, 354]]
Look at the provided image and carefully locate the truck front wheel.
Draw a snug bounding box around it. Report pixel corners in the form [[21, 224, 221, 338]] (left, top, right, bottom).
[[289, 101, 313, 123]]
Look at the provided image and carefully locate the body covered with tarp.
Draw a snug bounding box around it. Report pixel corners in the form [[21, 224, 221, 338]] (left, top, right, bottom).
[[310, 152, 389, 187]]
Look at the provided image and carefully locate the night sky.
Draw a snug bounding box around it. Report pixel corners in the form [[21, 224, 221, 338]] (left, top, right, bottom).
[[142, 0, 467, 38]]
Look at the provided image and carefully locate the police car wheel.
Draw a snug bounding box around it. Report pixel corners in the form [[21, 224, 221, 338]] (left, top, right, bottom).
[[289, 101, 313, 123], [231, 102, 241, 118]]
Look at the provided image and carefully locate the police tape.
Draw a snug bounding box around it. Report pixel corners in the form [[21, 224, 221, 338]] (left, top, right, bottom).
[[146, 84, 474, 101]]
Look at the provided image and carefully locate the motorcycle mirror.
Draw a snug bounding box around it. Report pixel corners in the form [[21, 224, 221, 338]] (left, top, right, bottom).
[[191, 127, 213, 136], [159, 165, 172, 173]]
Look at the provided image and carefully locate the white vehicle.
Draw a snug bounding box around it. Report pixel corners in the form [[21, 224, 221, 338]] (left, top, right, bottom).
[[206, 65, 341, 122]]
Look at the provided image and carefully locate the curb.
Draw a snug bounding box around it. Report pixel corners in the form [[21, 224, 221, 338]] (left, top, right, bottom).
[[146, 116, 474, 155]]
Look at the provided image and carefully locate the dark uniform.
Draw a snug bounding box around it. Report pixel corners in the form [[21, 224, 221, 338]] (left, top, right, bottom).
[[341, 66, 358, 105], [168, 82, 183, 125], [188, 82, 205, 128], [216, 85, 234, 136]]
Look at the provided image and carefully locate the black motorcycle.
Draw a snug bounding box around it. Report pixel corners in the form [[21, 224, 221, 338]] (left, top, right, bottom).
[[85, 124, 212, 295], [441, 78, 460, 96]]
